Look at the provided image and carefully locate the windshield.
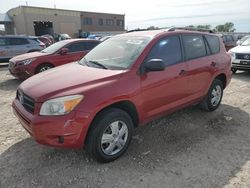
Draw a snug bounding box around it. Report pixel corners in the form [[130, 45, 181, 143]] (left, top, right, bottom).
[[241, 38, 250, 46], [79, 36, 151, 70], [42, 40, 68, 54]]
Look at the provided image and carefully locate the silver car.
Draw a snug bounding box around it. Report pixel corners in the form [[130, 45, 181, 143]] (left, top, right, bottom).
[[0, 35, 45, 62]]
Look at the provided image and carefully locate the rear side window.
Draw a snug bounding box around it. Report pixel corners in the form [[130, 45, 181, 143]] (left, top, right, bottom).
[[87, 41, 99, 50], [182, 35, 206, 60], [9, 38, 29, 45], [146, 35, 182, 66], [67, 42, 88, 53], [67, 41, 100, 52], [205, 35, 220, 54]]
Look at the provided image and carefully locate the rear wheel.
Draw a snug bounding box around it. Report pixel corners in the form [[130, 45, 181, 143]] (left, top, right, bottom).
[[200, 79, 223, 111], [36, 63, 53, 74], [86, 108, 134, 163]]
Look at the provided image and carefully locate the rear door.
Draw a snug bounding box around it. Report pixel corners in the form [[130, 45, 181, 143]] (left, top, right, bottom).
[[9, 38, 30, 56], [140, 35, 189, 119], [183, 34, 219, 101]]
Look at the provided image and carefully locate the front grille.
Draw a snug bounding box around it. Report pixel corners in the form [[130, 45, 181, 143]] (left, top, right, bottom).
[[236, 53, 250, 60], [17, 90, 35, 114]]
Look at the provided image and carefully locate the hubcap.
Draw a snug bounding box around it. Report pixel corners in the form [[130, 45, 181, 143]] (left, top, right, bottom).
[[101, 121, 128, 156], [39, 66, 51, 72], [211, 85, 222, 107]]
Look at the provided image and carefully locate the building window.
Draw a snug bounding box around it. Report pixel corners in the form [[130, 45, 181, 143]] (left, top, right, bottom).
[[83, 17, 92, 25], [98, 18, 104, 26], [116, 20, 124, 27], [106, 19, 114, 26]]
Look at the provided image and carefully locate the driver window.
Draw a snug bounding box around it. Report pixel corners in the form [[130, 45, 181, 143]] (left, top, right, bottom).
[[146, 35, 182, 66]]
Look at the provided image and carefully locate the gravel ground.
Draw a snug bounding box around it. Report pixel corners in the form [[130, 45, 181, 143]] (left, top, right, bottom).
[[0, 64, 250, 188]]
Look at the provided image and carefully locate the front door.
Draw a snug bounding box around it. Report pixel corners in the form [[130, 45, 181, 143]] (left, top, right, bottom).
[[140, 35, 189, 119]]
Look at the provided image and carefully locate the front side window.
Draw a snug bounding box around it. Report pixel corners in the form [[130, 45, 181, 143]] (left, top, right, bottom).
[[79, 36, 151, 70], [146, 35, 182, 66], [41, 40, 69, 54], [205, 35, 220, 54], [183, 35, 206, 60]]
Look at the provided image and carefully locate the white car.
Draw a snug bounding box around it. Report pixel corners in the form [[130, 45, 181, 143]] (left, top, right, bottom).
[[229, 37, 250, 73]]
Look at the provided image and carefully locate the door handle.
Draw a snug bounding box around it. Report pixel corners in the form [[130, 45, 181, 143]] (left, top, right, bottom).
[[211, 62, 216, 67], [179, 70, 186, 75]]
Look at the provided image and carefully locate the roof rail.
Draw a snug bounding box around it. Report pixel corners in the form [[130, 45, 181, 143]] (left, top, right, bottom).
[[127, 29, 148, 33], [166, 27, 214, 33]]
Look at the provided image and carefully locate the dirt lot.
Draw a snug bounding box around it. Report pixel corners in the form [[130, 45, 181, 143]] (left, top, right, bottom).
[[0, 64, 250, 188]]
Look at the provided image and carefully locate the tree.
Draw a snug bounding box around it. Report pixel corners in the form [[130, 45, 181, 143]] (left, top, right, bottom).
[[215, 22, 236, 32], [147, 26, 160, 30]]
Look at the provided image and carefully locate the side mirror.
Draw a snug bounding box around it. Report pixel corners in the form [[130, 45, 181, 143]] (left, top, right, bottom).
[[59, 48, 69, 55], [143, 59, 165, 73]]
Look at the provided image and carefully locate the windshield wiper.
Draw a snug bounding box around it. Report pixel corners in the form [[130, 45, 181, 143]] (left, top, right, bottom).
[[88, 60, 108, 69]]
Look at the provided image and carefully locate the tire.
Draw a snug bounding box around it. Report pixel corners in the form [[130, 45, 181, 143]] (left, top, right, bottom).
[[200, 79, 223, 111], [36, 63, 53, 74], [231, 68, 237, 74], [86, 108, 134, 163]]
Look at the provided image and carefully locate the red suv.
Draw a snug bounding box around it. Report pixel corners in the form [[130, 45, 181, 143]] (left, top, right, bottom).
[[12, 29, 232, 162], [8, 39, 100, 79]]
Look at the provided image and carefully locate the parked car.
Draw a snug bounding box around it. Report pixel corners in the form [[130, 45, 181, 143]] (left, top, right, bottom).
[[236, 35, 250, 46], [38, 36, 52, 47], [12, 29, 232, 162], [0, 35, 45, 62], [41, 34, 54, 43], [58, 34, 71, 41], [229, 37, 250, 73], [220, 34, 236, 51], [9, 39, 100, 79]]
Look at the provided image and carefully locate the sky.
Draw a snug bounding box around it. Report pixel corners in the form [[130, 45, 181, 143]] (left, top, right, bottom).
[[0, 0, 250, 32]]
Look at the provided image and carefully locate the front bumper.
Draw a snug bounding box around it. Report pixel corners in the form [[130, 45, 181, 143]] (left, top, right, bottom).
[[12, 99, 92, 148], [232, 59, 250, 71], [8, 62, 33, 79]]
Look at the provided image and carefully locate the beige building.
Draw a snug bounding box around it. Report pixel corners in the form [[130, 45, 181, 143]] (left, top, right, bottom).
[[4, 6, 125, 37]]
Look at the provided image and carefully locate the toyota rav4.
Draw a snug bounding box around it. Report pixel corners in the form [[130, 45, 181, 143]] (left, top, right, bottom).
[[12, 28, 232, 162]]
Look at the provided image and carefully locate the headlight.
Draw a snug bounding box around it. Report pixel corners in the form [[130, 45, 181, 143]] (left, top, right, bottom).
[[228, 51, 235, 58], [40, 95, 84, 116], [19, 58, 36, 65]]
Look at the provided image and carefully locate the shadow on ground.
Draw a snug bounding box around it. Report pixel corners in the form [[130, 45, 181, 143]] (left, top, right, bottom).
[[232, 71, 250, 82], [1, 104, 249, 188], [0, 78, 22, 91], [0, 63, 8, 69]]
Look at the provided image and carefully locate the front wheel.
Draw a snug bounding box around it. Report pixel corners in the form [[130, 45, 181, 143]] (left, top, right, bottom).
[[36, 63, 53, 74], [86, 108, 134, 163], [200, 79, 223, 111]]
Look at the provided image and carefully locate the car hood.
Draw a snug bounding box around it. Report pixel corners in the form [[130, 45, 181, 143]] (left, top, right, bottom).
[[230, 45, 250, 53], [19, 63, 125, 102], [10, 52, 48, 62]]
